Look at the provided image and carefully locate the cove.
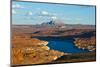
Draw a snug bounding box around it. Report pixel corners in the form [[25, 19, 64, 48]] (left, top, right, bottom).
[[34, 37, 89, 53]]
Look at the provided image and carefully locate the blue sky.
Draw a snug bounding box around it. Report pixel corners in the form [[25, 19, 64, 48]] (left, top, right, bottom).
[[12, 1, 96, 25]]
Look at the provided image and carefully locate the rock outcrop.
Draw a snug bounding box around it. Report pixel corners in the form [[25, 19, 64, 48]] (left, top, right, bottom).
[[12, 25, 96, 65], [74, 36, 96, 51], [12, 35, 64, 65]]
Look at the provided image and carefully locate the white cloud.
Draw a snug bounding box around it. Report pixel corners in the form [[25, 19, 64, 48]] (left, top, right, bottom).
[[12, 4, 24, 9], [41, 11, 49, 15], [12, 10, 16, 14], [51, 16, 57, 20]]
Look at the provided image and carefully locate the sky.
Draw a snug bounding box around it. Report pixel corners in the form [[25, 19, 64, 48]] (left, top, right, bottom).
[[12, 1, 96, 25]]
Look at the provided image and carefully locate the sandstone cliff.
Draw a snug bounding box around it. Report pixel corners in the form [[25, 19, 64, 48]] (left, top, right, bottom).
[[12, 36, 64, 65], [74, 36, 96, 51]]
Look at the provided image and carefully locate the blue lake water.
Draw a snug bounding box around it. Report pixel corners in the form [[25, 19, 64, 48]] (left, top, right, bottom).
[[37, 37, 89, 53]]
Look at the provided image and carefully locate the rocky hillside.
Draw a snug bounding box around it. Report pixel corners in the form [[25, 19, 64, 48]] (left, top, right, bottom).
[[12, 24, 96, 65], [12, 35, 64, 65], [74, 36, 96, 51]]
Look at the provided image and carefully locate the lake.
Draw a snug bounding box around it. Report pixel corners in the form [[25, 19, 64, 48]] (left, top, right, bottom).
[[36, 37, 89, 53]]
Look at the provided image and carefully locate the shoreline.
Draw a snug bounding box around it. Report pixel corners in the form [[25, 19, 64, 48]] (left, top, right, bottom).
[[12, 25, 96, 65]]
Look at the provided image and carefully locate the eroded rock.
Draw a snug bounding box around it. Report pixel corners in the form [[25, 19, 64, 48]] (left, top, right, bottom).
[[74, 36, 96, 51], [12, 36, 64, 65]]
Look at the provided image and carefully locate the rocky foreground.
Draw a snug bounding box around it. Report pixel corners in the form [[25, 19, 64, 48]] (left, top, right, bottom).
[[12, 25, 96, 66], [12, 36, 64, 65]]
